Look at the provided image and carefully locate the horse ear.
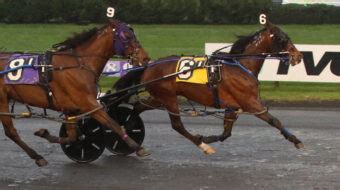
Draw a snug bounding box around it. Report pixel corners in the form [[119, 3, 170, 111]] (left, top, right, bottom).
[[108, 18, 116, 27], [265, 20, 275, 29]]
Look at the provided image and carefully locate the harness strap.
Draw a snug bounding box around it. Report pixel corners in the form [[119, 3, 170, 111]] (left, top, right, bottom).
[[210, 84, 220, 109], [234, 108, 268, 115], [254, 109, 268, 115], [66, 105, 104, 121], [39, 52, 54, 109], [0, 112, 32, 118], [43, 85, 54, 109], [224, 118, 237, 122], [207, 63, 222, 109]]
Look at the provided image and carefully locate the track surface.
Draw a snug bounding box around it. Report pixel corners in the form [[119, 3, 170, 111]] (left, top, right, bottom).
[[0, 107, 339, 190]]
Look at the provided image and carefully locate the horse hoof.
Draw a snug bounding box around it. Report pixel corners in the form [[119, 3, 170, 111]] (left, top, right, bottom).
[[136, 148, 151, 157], [295, 143, 305, 149], [198, 142, 216, 155], [204, 147, 216, 155], [34, 129, 49, 138], [36, 159, 48, 167]]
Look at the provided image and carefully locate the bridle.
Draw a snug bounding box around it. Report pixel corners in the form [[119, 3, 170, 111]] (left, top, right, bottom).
[[266, 30, 297, 65], [211, 29, 294, 65], [112, 21, 142, 66]]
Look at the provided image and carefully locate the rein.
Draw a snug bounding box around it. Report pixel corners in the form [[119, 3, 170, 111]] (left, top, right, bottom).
[[0, 104, 104, 124], [101, 50, 291, 100], [103, 50, 291, 76], [0, 50, 134, 79], [99, 62, 203, 100], [211, 51, 291, 62]]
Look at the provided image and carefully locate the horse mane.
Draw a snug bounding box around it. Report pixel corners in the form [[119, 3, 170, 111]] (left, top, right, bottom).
[[229, 29, 265, 54], [52, 27, 100, 51], [230, 26, 290, 54]]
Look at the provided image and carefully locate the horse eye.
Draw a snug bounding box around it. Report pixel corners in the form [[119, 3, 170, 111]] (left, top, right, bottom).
[[288, 45, 295, 51]]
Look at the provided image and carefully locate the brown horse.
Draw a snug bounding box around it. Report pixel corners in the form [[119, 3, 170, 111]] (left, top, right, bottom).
[[115, 22, 304, 154], [0, 19, 150, 166]]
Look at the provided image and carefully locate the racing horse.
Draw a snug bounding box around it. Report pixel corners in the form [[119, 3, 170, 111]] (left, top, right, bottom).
[[115, 21, 304, 154], [0, 19, 150, 166]]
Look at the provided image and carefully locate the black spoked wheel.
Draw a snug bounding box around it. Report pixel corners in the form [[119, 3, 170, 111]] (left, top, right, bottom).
[[105, 106, 145, 155], [59, 119, 106, 163]]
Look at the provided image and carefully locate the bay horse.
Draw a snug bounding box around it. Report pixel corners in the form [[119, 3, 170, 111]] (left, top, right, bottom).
[[0, 19, 150, 166], [115, 21, 304, 154]]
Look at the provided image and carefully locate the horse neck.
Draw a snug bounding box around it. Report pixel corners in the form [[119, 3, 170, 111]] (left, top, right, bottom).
[[76, 34, 113, 74], [240, 45, 270, 77], [240, 59, 265, 78]]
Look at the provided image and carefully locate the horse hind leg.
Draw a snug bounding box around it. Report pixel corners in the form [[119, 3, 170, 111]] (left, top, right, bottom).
[[0, 108, 48, 166], [162, 98, 215, 155], [34, 120, 78, 144], [201, 111, 238, 144]]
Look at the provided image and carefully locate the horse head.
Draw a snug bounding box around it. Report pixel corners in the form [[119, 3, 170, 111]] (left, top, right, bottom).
[[108, 19, 150, 67], [52, 19, 150, 67], [261, 21, 303, 66]]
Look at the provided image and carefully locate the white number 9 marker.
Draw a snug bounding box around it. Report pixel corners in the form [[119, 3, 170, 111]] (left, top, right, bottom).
[[7, 59, 25, 81], [259, 14, 267, 25], [107, 7, 115, 18]]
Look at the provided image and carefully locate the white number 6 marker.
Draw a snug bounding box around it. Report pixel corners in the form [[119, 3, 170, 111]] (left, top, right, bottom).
[[259, 14, 267, 25], [107, 7, 115, 18]]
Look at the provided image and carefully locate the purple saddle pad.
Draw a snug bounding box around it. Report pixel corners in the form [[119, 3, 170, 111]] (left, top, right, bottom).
[[102, 60, 132, 77], [4, 54, 40, 85]]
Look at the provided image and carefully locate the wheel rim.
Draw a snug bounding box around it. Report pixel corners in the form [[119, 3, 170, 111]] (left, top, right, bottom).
[[105, 106, 145, 155], [60, 119, 106, 163]]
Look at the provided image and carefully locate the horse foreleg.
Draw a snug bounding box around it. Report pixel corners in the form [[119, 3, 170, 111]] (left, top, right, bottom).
[[91, 109, 150, 157], [256, 111, 304, 149], [202, 112, 238, 144], [1, 114, 48, 167]]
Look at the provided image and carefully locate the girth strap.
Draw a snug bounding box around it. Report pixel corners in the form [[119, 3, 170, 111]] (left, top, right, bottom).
[[41, 84, 54, 109], [207, 63, 222, 109], [39, 51, 54, 109], [210, 83, 220, 109]]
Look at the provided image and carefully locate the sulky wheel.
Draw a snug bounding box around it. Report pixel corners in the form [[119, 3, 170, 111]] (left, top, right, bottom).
[[105, 106, 145, 155], [59, 119, 106, 163]]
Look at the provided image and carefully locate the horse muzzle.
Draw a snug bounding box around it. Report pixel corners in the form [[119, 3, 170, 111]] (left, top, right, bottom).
[[290, 53, 303, 66]]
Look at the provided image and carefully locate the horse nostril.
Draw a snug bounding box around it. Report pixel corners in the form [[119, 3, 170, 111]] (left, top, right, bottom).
[[298, 54, 303, 63]]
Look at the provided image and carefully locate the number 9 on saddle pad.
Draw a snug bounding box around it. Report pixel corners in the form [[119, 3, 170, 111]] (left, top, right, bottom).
[[4, 53, 52, 85]]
